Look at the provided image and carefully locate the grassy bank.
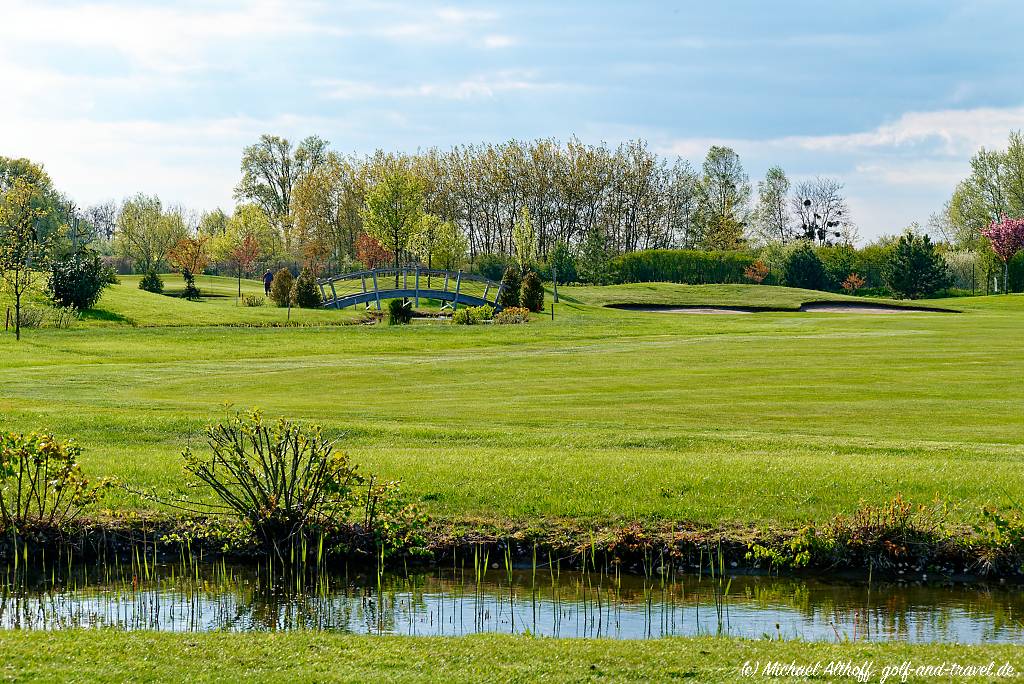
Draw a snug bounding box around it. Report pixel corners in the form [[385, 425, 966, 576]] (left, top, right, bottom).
[[1, 631, 1020, 683], [1, 278, 1022, 527]]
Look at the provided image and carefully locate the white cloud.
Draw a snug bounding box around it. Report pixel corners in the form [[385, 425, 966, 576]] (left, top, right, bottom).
[[0, 113, 347, 210], [657, 104, 1024, 238], [0, 0, 512, 76], [662, 105, 1024, 161], [316, 71, 568, 100], [0, 0, 333, 74], [482, 34, 517, 49]]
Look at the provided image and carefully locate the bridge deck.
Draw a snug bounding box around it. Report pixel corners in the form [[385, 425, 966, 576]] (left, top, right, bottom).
[[317, 267, 504, 311]]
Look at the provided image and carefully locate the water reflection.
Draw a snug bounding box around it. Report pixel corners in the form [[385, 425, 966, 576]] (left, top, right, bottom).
[[0, 563, 1020, 643]]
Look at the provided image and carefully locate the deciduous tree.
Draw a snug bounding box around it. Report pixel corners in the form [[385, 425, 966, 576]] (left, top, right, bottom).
[[360, 161, 424, 284], [234, 134, 329, 250], [696, 146, 751, 250], [0, 177, 50, 340], [116, 194, 187, 274], [981, 216, 1024, 293], [792, 177, 852, 246], [755, 167, 792, 244]]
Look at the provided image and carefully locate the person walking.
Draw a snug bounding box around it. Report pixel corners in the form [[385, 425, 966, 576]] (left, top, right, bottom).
[[263, 269, 274, 296]]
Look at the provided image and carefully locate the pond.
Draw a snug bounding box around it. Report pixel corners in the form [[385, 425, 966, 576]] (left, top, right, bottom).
[[0, 560, 1020, 642]]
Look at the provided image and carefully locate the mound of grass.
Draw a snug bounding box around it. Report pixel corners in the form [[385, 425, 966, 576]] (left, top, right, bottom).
[[83, 274, 358, 327], [562, 283, 930, 310]]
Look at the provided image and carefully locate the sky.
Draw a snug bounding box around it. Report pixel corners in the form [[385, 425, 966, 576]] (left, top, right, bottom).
[[2, 0, 1023, 241]]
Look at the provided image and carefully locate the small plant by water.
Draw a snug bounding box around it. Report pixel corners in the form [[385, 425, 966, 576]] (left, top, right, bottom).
[[183, 410, 366, 556], [0, 432, 109, 537]]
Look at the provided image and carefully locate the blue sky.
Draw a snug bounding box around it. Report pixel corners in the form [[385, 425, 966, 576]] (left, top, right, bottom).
[[2, 0, 1023, 240]]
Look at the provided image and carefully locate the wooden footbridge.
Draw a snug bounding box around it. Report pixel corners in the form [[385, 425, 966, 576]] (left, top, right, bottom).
[[317, 267, 505, 311]]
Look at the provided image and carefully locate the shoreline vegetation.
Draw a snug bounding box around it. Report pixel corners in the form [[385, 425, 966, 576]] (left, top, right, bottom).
[[4, 505, 1023, 582]]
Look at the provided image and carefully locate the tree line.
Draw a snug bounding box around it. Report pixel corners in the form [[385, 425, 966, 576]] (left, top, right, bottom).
[[54, 136, 862, 280]]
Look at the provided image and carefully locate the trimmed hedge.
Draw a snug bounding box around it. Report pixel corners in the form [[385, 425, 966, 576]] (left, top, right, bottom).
[[611, 249, 757, 285]]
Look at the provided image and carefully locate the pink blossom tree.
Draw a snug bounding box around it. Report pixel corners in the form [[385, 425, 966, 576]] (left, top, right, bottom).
[[981, 216, 1024, 294]]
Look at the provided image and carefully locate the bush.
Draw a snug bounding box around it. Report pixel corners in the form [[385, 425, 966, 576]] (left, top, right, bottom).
[[451, 308, 476, 325], [816, 245, 858, 290], [452, 304, 494, 325], [0, 432, 109, 535], [611, 249, 757, 285], [138, 270, 164, 294], [474, 253, 511, 281], [521, 270, 545, 312], [50, 305, 79, 329], [494, 306, 530, 324], [180, 268, 201, 300], [183, 411, 364, 550], [290, 269, 323, 308], [242, 294, 265, 307], [269, 268, 294, 307], [884, 231, 951, 300], [388, 298, 412, 325], [48, 252, 116, 310], [841, 273, 866, 294], [1008, 249, 1024, 293], [743, 259, 769, 284], [782, 243, 828, 290], [15, 307, 46, 329], [498, 267, 522, 308]]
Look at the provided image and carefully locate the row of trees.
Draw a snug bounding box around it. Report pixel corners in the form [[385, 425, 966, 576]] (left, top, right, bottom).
[[80, 136, 859, 284], [232, 135, 857, 270]]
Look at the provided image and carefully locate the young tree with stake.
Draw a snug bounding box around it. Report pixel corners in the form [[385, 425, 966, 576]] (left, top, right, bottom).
[[0, 178, 50, 340]]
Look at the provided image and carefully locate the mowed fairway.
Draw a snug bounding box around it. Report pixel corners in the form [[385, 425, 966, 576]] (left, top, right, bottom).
[[1, 277, 1022, 526]]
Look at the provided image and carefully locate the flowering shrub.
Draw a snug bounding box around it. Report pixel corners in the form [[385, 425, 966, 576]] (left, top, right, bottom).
[[494, 306, 530, 324], [0, 432, 108, 535], [841, 272, 866, 294], [184, 411, 364, 550], [183, 410, 425, 557], [743, 259, 769, 284], [982, 217, 1024, 292], [242, 294, 265, 307], [452, 304, 494, 325]]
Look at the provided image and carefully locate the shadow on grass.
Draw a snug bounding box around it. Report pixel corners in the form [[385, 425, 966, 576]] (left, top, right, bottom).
[[79, 308, 134, 325]]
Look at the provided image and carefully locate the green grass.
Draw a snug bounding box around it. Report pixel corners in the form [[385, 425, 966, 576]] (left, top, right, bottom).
[[79, 274, 361, 327], [0, 631, 1019, 682], [1, 278, 1022, 525], [561, 282, 941, 309]]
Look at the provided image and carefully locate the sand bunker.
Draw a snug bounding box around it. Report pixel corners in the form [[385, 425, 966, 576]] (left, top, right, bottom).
[[612, 302, 954, 314], [798, 302, 951, 314]]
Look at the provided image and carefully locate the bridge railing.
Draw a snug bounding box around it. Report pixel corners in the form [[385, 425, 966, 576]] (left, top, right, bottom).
[[317, 267, 503, 311]]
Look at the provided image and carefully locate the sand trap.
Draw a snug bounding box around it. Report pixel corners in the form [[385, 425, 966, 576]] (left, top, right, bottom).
[[611, 302, 954, 314], [631, 306, 754, 314], [798, 302, 952, 314]]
